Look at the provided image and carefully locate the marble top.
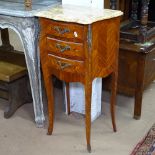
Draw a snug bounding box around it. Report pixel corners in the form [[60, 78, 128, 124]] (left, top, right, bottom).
[[35, 4, 123, 24], [0, 0, 61, 17]]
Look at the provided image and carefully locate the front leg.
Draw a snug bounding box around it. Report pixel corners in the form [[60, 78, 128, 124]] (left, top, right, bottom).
[[42, 67, 54, 135], [85, 80, 92, 153]]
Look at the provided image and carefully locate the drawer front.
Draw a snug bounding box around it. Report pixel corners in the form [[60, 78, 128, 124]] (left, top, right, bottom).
[[41, 18, 84, 41], [46, 37, 84, 60], [47, 54, 85, 74]]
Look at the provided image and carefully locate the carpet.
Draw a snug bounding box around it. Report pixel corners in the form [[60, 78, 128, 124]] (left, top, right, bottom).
[[131, 123, 155, 155]]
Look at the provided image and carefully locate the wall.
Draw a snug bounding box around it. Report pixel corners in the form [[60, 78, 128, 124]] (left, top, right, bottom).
[[62, 0, 104, 9]]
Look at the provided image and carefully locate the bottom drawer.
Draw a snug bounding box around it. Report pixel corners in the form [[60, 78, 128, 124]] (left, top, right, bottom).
[[47, 54, 85, 74]]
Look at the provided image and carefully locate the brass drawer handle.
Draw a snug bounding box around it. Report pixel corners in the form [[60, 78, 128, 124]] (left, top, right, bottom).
[[54, 26, 70, 35], [56, 43, 71, 53], [56, 60, 72, 70]]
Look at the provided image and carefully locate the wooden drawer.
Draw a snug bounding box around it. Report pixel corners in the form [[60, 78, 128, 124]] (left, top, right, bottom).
[[40, 18, 84, 42], [46, 37, 84, 60], [47, 54, 85, 74]]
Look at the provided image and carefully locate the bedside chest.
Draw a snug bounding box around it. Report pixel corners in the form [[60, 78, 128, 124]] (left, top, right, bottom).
[[37, 5, 122, 152]]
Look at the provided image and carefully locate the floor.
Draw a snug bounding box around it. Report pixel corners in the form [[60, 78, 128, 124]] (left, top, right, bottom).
[[0, 30, 155, 155]]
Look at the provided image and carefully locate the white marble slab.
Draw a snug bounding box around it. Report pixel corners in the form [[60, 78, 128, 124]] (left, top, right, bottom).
[[35, 4, 123, 24]]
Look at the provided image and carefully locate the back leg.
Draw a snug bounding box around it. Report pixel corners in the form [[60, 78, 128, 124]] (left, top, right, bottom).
[[66, 82, 70, 115]]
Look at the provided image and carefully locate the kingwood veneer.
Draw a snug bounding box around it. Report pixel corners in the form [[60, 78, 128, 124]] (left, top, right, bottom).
[[38, 6, 122, 152]]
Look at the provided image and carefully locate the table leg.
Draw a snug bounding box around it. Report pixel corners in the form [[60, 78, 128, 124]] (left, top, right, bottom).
[[19, 18, 45, 127], [66, 82, 70, 115], [110, 71, 117, 132], [134, 55, 145, 119], [0, 28, 14, 51], [85, 80, 92, 153], [41, 68, 54, 135]]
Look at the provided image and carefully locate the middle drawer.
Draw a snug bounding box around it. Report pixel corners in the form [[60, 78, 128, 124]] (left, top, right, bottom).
[[46, 37, 84, 60]]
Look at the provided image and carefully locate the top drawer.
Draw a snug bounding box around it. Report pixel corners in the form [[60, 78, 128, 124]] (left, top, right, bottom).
[[40, 18, 85, 42]]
